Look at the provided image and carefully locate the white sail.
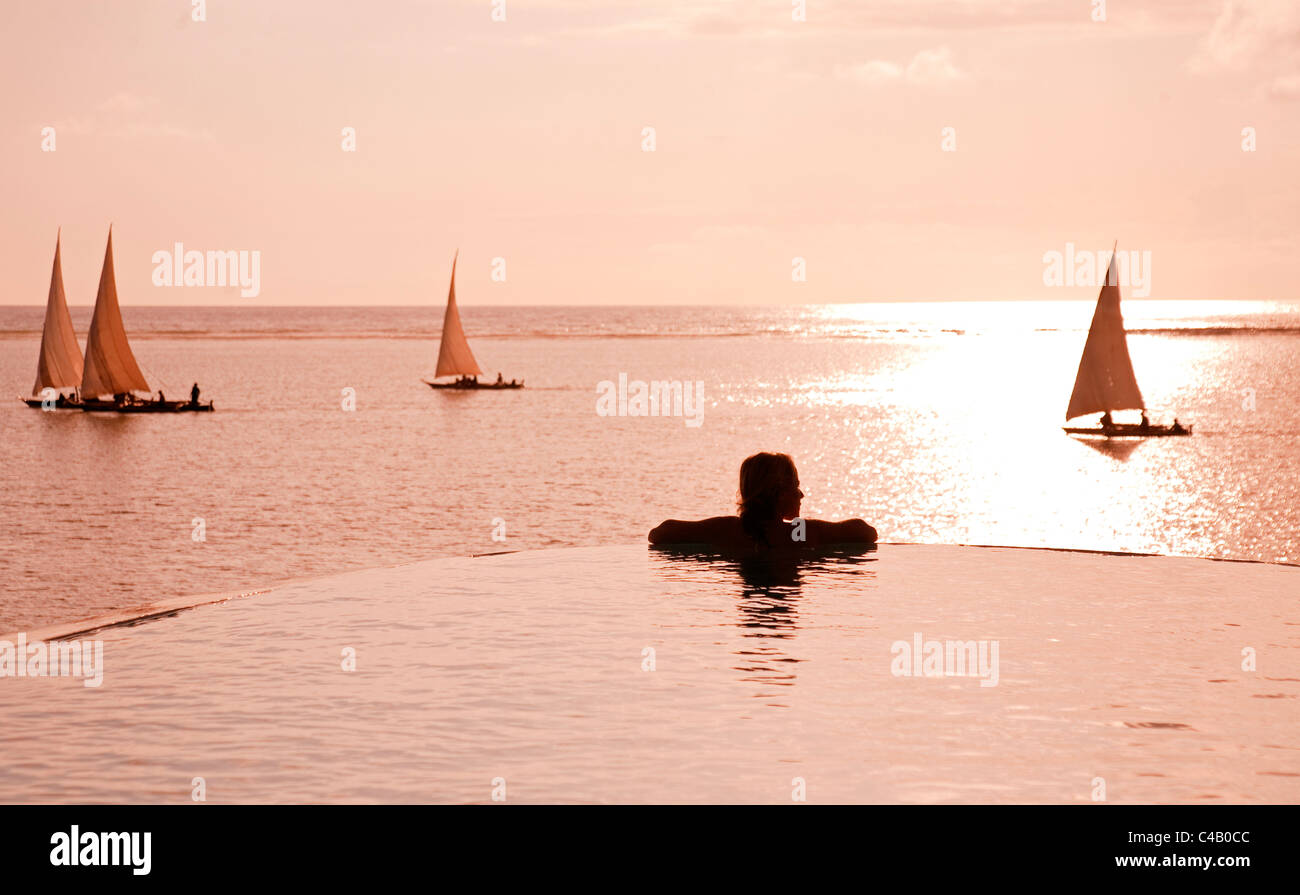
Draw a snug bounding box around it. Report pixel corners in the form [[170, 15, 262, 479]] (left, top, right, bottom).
[[32, 229, 84, 396], [80, 227, 151, 398], [1065, 242, 1144, 421], [434, 251, 483, 378]]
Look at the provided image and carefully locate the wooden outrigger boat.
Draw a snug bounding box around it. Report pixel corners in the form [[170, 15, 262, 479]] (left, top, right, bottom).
[[422, 251, 523, 391], [1063, 242, 1189, 439], [426, 379, 524, 390], [76, 227, 213, 414], [1064, 420, 1189, 437], [20, 230, 84, 409], [22, 394, 81, 409], [81, 397, 213, 413]]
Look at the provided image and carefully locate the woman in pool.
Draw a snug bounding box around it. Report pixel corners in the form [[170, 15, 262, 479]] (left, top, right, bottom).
[[648, 452, 877, 550]]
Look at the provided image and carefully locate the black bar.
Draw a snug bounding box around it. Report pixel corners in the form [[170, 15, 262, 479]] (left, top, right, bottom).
[[0, 805, 1285, 882]]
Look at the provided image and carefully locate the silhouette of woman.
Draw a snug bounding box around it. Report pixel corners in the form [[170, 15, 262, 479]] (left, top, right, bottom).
[[648, 452, 877, 550]]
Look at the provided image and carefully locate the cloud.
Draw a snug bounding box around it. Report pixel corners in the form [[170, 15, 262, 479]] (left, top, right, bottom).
[[904, 46, 968, 85], [544, 0, 1224, 41], [97, 93, 160, 114], [458, 0, 1227, 50], [1193, 0, 1300, 99], [692, 224, 766, 240], [837, 60, 905, 85], [1271, 72, 1300, 97], [839, 47, 967, 87], [50, 94, 213, 141]]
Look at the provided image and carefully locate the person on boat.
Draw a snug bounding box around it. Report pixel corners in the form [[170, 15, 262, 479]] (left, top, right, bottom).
[[1100, 411, 1114, 430], [1140, 412, 1150, 432], [157, 390, 165, 403], [496, 372, 503, 385], [1172, 418, 1184, 434], [190, 383, 200, 406], [648, 452, 877, 551]]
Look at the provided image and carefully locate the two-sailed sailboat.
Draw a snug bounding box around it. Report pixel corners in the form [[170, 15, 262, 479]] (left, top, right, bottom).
[[1063, 242, 1188, 438], [78, 227, 213, 413], [423, 251, 523, 390], [22, 230, 84, 408]]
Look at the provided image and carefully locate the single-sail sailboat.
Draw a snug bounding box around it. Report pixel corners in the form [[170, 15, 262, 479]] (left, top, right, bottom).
[[424, 251, 523, 390], [79, 227, 213, 413], [22, 229, 84, 408], [1063, 241, 1188, 438]]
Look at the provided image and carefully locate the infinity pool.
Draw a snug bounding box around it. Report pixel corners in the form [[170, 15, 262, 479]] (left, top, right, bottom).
[[1, 544, 1296, 803]]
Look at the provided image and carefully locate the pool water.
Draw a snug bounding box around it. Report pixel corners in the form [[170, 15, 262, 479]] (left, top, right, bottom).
[[1, 543, 1296, 803]]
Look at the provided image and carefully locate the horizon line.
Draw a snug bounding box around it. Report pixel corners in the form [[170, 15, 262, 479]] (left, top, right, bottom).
[[3, 297, 1295, 310]]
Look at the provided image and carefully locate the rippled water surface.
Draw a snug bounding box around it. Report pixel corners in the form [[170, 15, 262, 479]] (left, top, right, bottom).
[[2, 302, 1299, 630], [1, 544, 1295, 803]]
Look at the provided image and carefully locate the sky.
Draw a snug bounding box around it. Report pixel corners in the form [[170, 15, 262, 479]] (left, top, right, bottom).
[[2, 0, 1298, 306]]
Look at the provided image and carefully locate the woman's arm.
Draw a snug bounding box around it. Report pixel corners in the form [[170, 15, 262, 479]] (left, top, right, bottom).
[[648, 517, 734, 545], [649, 516, 876, 546], [807, 518, 877, 545]]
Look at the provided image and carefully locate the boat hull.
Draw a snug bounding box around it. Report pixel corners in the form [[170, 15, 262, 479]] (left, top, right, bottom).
[[21, 395, 81, 409], [80, 399, 214, 413], [1064, 424, 1190, 438], [425, 380, 523, 390]]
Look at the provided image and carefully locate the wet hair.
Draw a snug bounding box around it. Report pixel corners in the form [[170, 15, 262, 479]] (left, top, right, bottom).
[[737, 452, 797, 546]]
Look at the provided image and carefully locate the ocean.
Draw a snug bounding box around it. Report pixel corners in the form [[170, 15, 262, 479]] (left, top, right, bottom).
[[2, 300, 1299, 632]]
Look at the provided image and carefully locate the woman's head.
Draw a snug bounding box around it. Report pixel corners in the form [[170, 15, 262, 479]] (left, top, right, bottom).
[[737, 452, 803, 524]]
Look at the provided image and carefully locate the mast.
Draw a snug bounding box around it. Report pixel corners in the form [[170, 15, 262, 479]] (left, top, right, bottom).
[[434, 250, 483, 378], [80, 226, 151, 399], [1065, 241, 1145, 421], [32, 229, 84, 396]]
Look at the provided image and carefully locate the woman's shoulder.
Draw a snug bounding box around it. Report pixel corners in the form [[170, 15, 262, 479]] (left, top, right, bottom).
[[649, 516, 876, 548], [803, 518, 877, 545], [648, 515, 742, 545]]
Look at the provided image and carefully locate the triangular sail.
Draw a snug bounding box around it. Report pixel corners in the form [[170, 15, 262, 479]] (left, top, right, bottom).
[[80, 228, 150, 398], [1065, 242, 1144, 421], [32, 230, 84, 396], [434, 251, 483, 378]]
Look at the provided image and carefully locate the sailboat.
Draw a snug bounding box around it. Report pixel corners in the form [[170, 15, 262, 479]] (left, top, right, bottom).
[[424, 251, 523, 390], [1063, 241, 1188, 438], [22, 230, 84, 408], [78, 227, 213, 413]]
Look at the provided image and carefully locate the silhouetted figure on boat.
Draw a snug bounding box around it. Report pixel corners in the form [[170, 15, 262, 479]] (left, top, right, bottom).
[[190, 383, 200, 406], [428, 372, 522, 390], [648, 452, 877, 552], [157, 390, 165, 403], [1172, 418, 1185, 434], [1140, 412, 1150, 432]]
